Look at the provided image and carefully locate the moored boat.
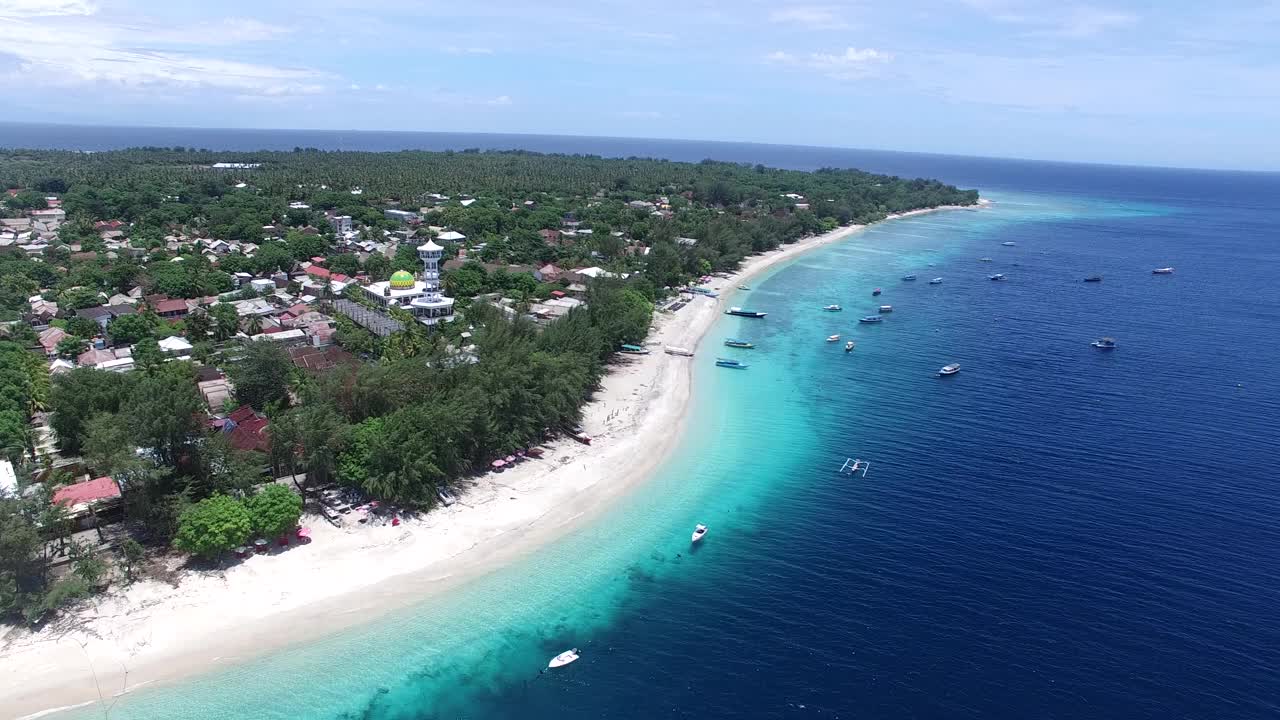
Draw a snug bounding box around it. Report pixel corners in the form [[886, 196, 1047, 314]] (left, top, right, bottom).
[[548, 649, 580, 668], [872, 288, 882, 296], [844, 341, 855, 352], [1091, 337, 1117, 349], [737, 284, 750, 290], [619, 344, 650, 355], [826, 334, 840, 342], [1084, 275, 1103, 282], [878, 305, 893, 313], [989, 273, 1006, 281], [716, 358, 748, 369], [691, 523, 708, 543], [724, 338, 754, 349], [901, 274, 917, 281], [938, 363, 960, 376], [664, 346, 694, 356], [1152, 267, 1174, 274], [726, 307, 767, 318], [929, 277, 943, 284], [822, 304, 842, 312], [1002, 241, 1016, 246], [859, 315, 883, 324]]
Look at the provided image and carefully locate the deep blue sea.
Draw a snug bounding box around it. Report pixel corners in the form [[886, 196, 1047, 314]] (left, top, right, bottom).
[[26, 126, 1280, 720]]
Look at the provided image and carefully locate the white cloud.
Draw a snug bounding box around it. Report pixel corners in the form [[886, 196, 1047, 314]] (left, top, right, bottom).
[[0, 6, 330, 96], [958, 1, 1139, 38], [0, 0, 95, 17], [767, 46, 892, 80], [485, 95, 512, 106], [768, 5, 849, 29]]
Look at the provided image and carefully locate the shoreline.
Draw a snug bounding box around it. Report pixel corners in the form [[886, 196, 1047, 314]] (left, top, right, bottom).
[[0, 202, 984, 719]]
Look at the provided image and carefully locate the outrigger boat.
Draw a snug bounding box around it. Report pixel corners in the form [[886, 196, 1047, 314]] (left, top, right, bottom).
[[1091, 337, 1117, 349], [1152, 267, 1174, 274], [929, 277, 943, 284], [901, 274, 917, 281], [724, 338, 754, 349], [823, 304, 842, 312], [716, 358, 748, 369], [826, 334, 840, 342], [859, 315, 883, 324], [664, 346, 694, 356], [726, 307, 767, 318]]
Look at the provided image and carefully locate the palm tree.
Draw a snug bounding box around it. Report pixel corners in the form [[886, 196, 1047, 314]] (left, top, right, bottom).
[[244, 315, 263, 336]]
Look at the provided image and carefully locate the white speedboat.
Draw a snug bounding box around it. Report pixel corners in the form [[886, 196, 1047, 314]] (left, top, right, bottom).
[[878, 305, 893, 313], [548, 648, 580, 668], [844, 341, 855, 353], [692, 523, 708, 543], [822, 304, 842, 312], [1002, 241, 1016, 246], [826, 334, 841, 342], [929, 277, 943, 284], [664, 346, 694, 356], [1152, 267, 1174, 274], [938, 364, 960, 376]]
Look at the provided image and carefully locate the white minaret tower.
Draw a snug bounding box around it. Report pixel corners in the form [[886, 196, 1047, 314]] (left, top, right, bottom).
[[409, 239, 455, 325]]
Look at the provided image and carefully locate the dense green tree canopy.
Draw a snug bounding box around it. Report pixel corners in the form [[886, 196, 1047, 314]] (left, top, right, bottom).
[[173, 495, 253, 559]]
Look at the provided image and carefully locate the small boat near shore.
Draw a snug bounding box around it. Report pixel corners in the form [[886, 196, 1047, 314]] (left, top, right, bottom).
[[619, 344, 650, 355], [844, 341, 855, 352], [872, 288, 882, 296], [716, 358, 748, 369], [664, 346, 694, 356], [1084, 275, 1103, 282], [726, 307, 767, 318], [549, 649, 580, 668], [737, 284, 750, 290], [691, 523, 708, 543], [724, 338, 754, 349], [859, 315, 883, 324], [1091, 337, 1117, 349], [878, 305, 893, 313], [1002, 241, 1016, 246], [826, 334, 840, 342], [929, 277, 943, 284], [1152, 267, 1174, 274], [902, 274, 917, 281], [989, 273, 1006, 281], [938, 363, 960, 376], [823, 304, 842, 312]]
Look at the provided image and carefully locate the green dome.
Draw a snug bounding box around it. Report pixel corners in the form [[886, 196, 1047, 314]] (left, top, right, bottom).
[[389, 270, 416, 289]]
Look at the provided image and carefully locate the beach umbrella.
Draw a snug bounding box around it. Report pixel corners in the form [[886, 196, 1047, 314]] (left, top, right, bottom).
[[492, 459, 506, 469], [504, 455, 516, 463]]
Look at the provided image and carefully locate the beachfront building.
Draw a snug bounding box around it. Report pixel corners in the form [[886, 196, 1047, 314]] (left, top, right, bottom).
[[359, 240, 455, 326]]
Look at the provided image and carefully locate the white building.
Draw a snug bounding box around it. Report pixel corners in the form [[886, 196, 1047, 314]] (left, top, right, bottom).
[[359, 240, 455, 326], [329, 215, 353, 233]]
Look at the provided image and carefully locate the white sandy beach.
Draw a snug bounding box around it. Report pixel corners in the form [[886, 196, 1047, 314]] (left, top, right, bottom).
[[0, 203, 983, 719]]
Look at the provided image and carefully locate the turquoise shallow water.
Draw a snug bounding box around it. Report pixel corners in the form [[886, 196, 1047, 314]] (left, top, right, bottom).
[[52, 164, 1280, 719]]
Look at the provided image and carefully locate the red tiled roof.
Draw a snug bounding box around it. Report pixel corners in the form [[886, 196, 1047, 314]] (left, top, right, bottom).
[[304, 265, 331, 279], [153, 299, 189, 314], [53, 476, 121, 507], [227, 405, 257, 424], [229, 417, 270, 452], [287, 303, 311, 316]]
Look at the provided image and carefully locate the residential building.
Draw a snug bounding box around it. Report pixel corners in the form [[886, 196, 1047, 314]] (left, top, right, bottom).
[[384, 209, 419, 224], [328, 215, 353, 233]]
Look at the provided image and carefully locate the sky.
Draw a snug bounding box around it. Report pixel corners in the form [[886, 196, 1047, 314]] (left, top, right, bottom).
[[0, 0, 1278, 170]]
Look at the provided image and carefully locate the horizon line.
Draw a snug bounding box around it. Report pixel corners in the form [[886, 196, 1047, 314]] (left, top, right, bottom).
[[0, 120, 1275, 176]]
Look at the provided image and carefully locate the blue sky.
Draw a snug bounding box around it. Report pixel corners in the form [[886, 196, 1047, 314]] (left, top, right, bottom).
[[1, 0, 1277, 170]]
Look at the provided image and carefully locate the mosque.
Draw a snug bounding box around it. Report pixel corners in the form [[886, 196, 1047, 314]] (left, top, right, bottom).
[[359, 240, 455, 326]]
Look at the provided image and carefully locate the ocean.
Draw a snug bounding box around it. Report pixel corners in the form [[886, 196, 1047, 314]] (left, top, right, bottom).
[[28, 127, 1280, 719]]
